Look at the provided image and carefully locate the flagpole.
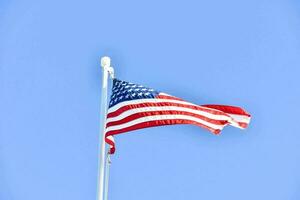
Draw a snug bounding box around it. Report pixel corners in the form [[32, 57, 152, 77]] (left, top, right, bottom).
[[97, 56, 114, 200], [104, 153, 111, 200]]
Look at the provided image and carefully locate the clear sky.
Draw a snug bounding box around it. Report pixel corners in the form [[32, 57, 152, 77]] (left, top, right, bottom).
[[1, 0, 300, 200]]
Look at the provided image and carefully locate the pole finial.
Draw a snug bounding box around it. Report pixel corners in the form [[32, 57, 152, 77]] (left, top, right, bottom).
[[101, 56, 111, 68], [101, 56, 114, 79]]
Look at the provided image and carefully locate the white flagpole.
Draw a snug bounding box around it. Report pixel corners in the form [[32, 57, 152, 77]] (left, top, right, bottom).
[[97, 56, 114, 200], [104, 153, 111, 200]]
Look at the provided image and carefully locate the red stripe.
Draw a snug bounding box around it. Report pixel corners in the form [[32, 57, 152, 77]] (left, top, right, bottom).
[[238, 122, 249, 128], [156, 94, 184, 101], [105, 137, 115, 154], [109, 147, 115, 154], [106, 119, 222, 138], [106, 119, 248, 154], [106, 110, 229, 128], [107, 101, 230, 119], [202, 104, 251, 117]]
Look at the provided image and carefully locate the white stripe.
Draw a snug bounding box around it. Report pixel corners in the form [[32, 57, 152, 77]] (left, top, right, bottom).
[[107, 98, 197, 113], [105, 114, 226, 133], [106, 135, 114, 142], [106, 135, 115, 149], [158, 92, 174, 97], [228, 114, 251, 123], [106, 105, 232, 124]]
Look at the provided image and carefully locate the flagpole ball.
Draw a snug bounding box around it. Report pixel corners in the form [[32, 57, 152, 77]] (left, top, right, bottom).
[[101, 56, 111, 68]]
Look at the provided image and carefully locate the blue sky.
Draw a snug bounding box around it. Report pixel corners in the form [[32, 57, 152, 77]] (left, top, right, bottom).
[[1, 0, 300, 200]]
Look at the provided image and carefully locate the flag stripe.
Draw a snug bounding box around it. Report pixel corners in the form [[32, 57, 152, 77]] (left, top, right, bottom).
[[106, 114, 227, 134], [106, 118, 222, 137], [105, 135, 116, 154], [156, 93, 185, 101], [202, 104, 251, 117], [106, 104, 236, 124], [227, 114, 251, 123], [106, 110, 229, 128], [107, 98, 197, 113], [105, 118, 222, 154], [235, 122, 249, 129], [107, 101, 231, 119]]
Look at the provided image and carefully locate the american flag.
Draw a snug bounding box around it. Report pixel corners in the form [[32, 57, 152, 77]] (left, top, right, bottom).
[[105, 79, 251, 154]]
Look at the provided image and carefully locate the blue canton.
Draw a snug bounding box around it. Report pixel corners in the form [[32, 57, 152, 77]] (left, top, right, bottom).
[[109, 79, 160, 108]]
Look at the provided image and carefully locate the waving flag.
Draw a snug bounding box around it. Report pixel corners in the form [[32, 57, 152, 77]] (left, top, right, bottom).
[[105, 79, 251, 154]]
